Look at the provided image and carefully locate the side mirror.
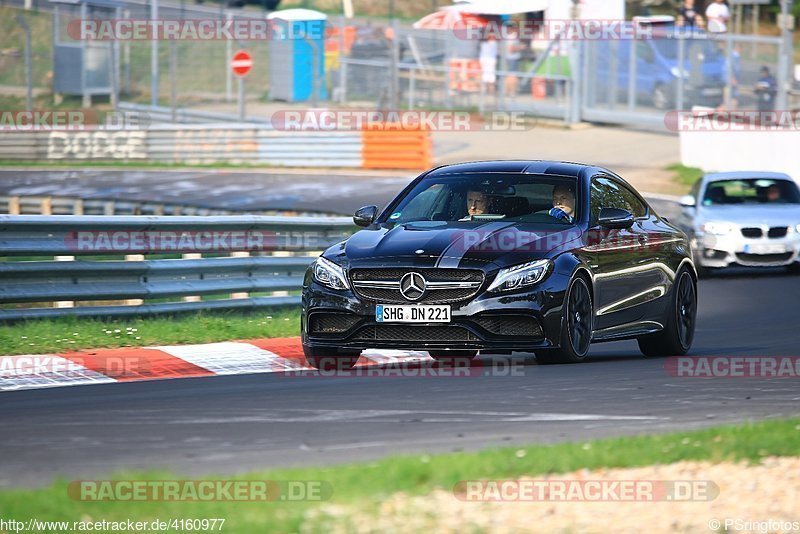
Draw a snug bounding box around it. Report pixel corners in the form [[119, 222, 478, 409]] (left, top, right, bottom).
[[598, 207, 635, 229], [679, 195, 696, 208], [353, 205, 378, 227]]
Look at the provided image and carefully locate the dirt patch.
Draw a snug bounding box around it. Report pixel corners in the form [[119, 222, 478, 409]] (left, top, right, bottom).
[[304, 457, 800, 533]]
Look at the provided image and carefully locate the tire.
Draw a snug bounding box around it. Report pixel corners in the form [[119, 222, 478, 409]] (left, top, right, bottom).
[[536, 276, 593, 365], [637, 269, 697, 357], [788, 263, 800, 275], [303, 346, 361, 370], [652, 83, 672, 110]]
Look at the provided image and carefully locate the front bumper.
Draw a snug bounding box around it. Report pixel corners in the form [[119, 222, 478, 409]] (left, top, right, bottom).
[[693, 232, 800, 268], [301, 273, 570, 352], [684, 83, 725, 107]]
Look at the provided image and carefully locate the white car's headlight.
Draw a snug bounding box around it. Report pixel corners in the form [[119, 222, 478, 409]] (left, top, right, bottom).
[[701, 222, 736, 235], [312, 257, 350, 290], [487, 259, 550, 293]]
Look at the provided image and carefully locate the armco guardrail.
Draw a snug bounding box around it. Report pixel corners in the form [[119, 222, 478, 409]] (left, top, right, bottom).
[[0, 215, 356, 320], [0, 123, 433, 170], [0, 195, 341, 217]]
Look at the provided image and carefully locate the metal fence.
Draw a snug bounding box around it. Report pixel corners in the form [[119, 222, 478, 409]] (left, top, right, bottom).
[[3, 3, 794, 129], [0, 214, 356, 320]]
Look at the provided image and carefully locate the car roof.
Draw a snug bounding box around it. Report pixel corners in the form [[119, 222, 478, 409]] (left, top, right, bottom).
[[426, 160, 605, 180], [703, 171, 794, 183]]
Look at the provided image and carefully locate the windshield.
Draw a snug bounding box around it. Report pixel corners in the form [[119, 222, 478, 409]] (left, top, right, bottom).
[[381, 173, 580, 225], [702, 179, 800, 206]]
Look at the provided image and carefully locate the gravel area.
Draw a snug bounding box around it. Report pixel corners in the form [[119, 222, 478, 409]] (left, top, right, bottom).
[[304, 457, 800, 533]]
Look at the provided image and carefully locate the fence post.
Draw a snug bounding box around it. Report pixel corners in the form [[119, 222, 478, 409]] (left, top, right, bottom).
[[15, 14, 33, 112]]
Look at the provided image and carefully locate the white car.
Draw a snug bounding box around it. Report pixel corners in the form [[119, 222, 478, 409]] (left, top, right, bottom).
[[677, 172, 800, 276]]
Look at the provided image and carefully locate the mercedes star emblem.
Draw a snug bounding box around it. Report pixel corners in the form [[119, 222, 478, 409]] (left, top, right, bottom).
[[399, 272, 427, 301]]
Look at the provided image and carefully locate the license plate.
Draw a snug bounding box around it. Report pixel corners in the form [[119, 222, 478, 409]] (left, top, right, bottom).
[[376, 305, 451, 323], [744, 244, 787, 254]]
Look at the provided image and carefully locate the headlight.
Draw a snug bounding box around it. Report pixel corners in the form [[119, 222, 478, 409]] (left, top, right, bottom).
[[701, 222, 735, 235], [312, 257, 350, 290], [487, 259, 550, 293]]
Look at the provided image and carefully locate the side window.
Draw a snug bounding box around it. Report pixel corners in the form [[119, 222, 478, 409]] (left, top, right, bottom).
[[590, 178, 626, 226], [617, 184, 648, 218], [591, 177, 647, 225]]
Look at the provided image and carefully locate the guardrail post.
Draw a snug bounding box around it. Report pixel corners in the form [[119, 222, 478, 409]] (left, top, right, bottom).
[[53, 256, 76, 309], [125, 254, 145, 305], [230, 251, 251, 299], [271, 251, 291, 298], [40, 197, 53, 215], [182, 253, 202, 302], [8, 197, 20, 215], [73, 199, 84, 216]]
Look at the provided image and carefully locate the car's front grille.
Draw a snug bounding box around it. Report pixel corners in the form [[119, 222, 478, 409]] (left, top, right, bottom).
[[741, 227, 790, 239], [736, 252, 794, 264], [352, 325, 479, 342], [350, 268, 484, 304], [768, 227, 789, 239], [741, 228, 763, 239], [472, 315, 543, 338], [309, 314, 362, 335]]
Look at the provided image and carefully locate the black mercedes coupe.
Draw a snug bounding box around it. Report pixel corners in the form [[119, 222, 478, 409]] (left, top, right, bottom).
[[301, 161, 698, 368]]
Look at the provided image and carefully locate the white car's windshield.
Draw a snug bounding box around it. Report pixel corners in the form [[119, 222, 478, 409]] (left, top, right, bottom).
[[703, 179, 800, 206]]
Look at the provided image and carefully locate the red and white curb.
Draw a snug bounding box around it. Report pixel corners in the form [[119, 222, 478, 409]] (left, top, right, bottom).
[[0, 337, 432, 392]]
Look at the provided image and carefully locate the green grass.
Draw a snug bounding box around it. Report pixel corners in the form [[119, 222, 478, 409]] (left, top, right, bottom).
[[0, 418, 797, 533], [0, 308, 300, 355], [667, 163, 704, 190]]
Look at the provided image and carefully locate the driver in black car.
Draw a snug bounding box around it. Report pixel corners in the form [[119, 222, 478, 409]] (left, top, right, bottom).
[[549, 184, 576, 223], [466, 189, 490, 217]]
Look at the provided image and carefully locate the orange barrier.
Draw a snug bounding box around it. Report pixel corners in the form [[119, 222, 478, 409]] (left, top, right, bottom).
[[361, 125, 433, 171], [532, 77, 547, 100]]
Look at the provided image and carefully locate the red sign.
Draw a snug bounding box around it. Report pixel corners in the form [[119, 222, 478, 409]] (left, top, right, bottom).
[[231, 50, 253, 77]]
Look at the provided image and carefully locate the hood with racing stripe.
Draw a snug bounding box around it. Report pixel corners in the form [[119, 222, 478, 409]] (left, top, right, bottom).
[[324, 220, 584, 270]]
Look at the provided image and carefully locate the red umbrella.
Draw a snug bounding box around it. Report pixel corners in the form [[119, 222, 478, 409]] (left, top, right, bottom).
[[413, 7, 489, 30]]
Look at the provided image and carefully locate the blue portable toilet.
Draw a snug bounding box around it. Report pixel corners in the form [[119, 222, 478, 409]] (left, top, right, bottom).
[[268, 9, 328, 102]]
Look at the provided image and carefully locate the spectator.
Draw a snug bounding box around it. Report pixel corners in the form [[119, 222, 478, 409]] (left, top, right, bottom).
[[504, 26, 523, 95], [678, 0, 703, 29], [705, 0, 730, 33], [754, 66, 778, 112], [479, 34, 498, 95]]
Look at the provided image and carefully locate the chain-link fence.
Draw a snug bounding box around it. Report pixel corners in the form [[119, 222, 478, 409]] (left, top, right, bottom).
[[1, 2, 794, 128]]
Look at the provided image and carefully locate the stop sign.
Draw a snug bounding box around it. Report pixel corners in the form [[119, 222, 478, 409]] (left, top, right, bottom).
[[231, 50, 253, 78]]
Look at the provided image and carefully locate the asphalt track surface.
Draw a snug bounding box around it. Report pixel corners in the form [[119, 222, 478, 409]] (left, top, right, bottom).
[[0, 172, 798, 487], [2, 270, 799, 488], [0, 169, 415, 216]]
